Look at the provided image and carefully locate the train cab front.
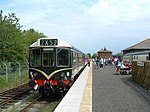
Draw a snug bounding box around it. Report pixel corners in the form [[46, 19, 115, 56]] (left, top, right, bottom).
[[28, 46, 72, 96]]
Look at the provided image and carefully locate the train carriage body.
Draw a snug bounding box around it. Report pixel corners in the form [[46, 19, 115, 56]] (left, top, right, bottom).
[[28, 37, 87, 95]]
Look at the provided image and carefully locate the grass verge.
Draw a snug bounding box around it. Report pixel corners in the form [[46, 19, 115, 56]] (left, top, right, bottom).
[[0, 72, 28, 92]]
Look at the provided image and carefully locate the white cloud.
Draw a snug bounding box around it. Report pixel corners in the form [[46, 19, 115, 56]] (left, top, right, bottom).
[[87, 0, 150, 25], [1, 0, 150, 54], [7, 2, 16, 7], [12, 0, 49, 5]]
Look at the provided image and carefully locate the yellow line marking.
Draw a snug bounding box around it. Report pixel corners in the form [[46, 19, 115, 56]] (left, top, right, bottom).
[[80, 64, 92, 112]]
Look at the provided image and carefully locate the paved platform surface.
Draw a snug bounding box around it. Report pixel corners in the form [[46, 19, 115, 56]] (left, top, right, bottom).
[[93, 65, 150, 112], [54, 65, 92, 112]]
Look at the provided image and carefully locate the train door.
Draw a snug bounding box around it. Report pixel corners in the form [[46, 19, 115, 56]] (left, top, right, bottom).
[[42, 48, 55, 67]]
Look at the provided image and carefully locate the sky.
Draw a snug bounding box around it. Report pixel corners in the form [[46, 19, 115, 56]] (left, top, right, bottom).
[[0, 0, 150, 54]]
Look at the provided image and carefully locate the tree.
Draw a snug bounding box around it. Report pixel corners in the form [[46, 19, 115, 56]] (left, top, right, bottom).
[[22, 29, 45, 61], [0, 10, 45, 62], [87, 53, 91, 58], [0, 10, 23, 62], [92, 53, 97, 59]]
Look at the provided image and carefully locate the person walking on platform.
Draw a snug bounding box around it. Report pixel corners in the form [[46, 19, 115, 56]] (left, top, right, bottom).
[[87, 58, 91, 67], [95, 58, 99, 69], [103, 58, 106, 68], [116, 60, 121, 74], [100, 58, 104, 68]]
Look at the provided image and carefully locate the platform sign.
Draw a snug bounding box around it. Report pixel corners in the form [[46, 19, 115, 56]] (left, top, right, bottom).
[[137, 61, 144, 67], [40, 39, 58, 46]]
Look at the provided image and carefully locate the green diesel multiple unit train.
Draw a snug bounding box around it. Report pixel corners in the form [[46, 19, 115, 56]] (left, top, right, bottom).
[[28, 37, 88, 95]]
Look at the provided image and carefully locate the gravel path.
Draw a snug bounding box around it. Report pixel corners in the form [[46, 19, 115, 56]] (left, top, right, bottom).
[[92, 65, 150, 112]]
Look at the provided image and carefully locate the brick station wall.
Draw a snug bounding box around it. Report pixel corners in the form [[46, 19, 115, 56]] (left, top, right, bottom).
[[132, 61, 150, 90]]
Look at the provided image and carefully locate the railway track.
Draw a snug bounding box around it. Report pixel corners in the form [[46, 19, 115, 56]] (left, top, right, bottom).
[[0, 83, 31, 110], [0, 65, 86, 111], [19, 95, 43, 112], [0, 83, 28, 95], [19, 94, 61, 112]]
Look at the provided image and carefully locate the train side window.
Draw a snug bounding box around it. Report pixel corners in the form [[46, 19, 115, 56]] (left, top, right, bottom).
[[72, 52, 76, 67], [57, 48, 69, 67]]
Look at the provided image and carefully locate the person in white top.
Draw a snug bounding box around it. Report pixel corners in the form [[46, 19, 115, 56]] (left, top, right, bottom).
[[100, 58, 104, 68]]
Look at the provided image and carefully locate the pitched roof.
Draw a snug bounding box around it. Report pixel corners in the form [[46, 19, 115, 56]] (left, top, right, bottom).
[[123, 38, 150, 51], [98, 47, 112, 53]]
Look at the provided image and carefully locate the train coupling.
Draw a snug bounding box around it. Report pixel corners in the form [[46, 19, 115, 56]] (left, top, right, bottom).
[[43, 80, 55, 94]]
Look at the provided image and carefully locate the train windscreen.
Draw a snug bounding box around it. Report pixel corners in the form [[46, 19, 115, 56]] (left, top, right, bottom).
[[30, 49, 41, 66], [57, 48, 69, 67]]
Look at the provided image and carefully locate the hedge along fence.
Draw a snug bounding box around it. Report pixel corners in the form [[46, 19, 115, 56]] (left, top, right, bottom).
[[132, 61, 150, 90]]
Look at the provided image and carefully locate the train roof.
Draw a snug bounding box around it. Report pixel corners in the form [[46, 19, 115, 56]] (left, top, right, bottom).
[[30, 37, 84, 53], [30, 37, 72, 48]]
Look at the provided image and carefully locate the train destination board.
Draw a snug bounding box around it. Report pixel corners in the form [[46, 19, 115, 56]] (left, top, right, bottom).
[[40, 39, 58, 46]]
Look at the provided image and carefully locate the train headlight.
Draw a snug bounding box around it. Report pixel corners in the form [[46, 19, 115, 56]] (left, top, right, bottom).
[[30, 71, 33, 78], [33, 72, 37, 77], [67, 72, 69, 76], [30, 71, 33, 76]]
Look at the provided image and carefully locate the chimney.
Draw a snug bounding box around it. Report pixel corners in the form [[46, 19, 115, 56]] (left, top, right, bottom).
[[104, 47, 106, 51]]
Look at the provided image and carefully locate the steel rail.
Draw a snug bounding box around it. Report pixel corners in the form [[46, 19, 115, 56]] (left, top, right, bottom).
[[0, 83, 28, 95], [20, 95, 42, 112]]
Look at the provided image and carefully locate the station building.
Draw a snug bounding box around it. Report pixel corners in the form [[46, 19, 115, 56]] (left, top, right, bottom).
[[122, 38, 150, 91], [122, 38, 150, 62], [122, 38, 150, 54], [97, 47, 112, 59]]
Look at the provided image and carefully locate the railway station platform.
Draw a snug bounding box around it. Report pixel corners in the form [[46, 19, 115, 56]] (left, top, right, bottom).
[[54, 64, 92, 112], [55, 63, 150, 112]]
